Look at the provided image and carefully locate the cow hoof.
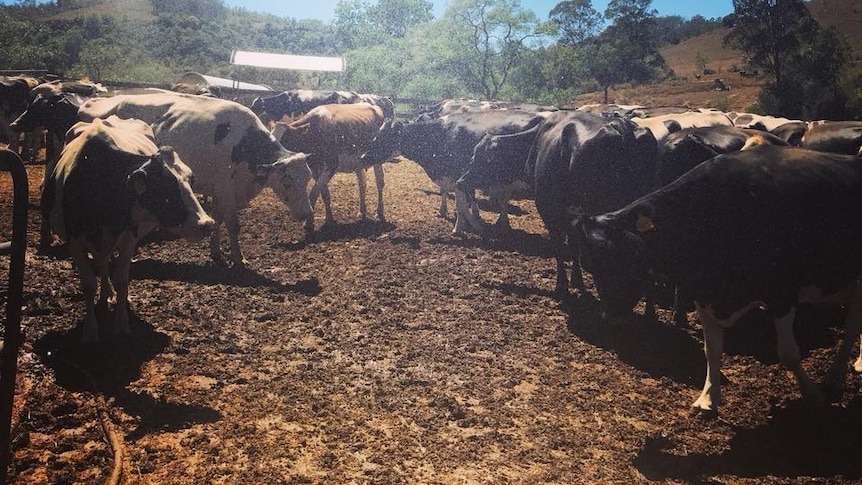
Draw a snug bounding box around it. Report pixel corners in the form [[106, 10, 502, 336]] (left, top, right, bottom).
[[855, 358, 862, 373], [689, 406, 718, 421]]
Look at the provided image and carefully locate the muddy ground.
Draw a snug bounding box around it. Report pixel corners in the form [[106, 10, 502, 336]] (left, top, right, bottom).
[[1, 158, 861, 484]]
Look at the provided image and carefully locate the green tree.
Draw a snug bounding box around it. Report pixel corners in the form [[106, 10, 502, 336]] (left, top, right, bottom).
[[603, 0, 660, 58], [369, 0, 434, 38], [723, 0, 813, 91], [549, 0, 603, 46], [76, 38, 121, 80], [334, 0, 383, 49], [724, 0, 851, 118], [582, 40, 626, 103], [443, 0, 547, 100]]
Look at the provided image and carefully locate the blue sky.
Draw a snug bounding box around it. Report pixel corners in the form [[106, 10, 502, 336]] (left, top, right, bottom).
[[221, 1, 734, 23]]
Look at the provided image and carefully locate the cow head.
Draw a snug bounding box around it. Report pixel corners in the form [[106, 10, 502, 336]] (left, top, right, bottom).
[[576, 210, 652, 320], [10, 92, 84, 134], [256, 150, 314, 222], [360, 120, 403, 166], [127, 146, 214, 241]]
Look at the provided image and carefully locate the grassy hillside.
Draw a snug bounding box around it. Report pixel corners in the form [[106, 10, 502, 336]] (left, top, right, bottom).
[[575, 0, 862, 111]]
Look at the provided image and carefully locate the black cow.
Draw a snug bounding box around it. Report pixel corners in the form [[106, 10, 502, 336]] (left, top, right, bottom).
[[578, 145, 862, 417], [769, 121, 809, 146], [11, 81, 106, 247], [44, 116, 214, 342], [800, 121, 862, 156], [361, 109, 549, 234], [0, 75, 43, 156], [532, 110, 658, 297], [455, 116, 548, 234], [654, 125, 788, 324], [658, 125, 789, 186]]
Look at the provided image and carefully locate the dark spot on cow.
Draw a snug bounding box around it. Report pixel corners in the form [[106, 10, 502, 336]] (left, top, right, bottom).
[[214, 123, 231, 144]]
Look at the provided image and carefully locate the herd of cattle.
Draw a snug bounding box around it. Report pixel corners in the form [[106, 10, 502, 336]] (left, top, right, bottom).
[[3, 73, 862, 418]]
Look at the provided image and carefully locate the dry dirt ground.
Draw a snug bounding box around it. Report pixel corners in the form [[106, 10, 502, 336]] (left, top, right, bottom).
[[1, 157, 862, 485]]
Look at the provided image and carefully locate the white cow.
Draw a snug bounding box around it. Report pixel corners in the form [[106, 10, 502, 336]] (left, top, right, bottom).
[[632, 111, 734, 146], [79, 93, 313, 267]]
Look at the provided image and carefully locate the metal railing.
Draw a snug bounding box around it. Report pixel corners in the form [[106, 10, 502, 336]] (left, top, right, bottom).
[[0, 149, 28, 484]]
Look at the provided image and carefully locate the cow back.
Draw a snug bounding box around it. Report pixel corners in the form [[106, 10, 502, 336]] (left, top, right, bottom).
[[48, 116, 159, 241]]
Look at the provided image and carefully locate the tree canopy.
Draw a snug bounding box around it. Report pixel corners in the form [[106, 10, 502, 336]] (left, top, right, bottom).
[[0, 0, 857, 118], [724, 0, 852, 119]]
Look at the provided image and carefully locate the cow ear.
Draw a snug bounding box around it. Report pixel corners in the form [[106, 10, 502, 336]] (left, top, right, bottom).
[[252, 162, 277, 182], [158, 145, 176, 161], [128, 167, 148, 196]]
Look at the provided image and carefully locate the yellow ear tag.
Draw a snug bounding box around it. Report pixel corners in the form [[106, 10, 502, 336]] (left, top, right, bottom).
[[636, 213, 654, 232], [134, 178, 148, 196]]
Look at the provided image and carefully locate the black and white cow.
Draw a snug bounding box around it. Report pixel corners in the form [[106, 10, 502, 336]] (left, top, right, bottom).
[[0, 75, 43, 158], [455, 115, 549, 233], [577, 144, 862, 416], [532, 110, 658, 297], [361, 109, 550, 234], [79, 92, 313, 267], [11, 81, 105, 247], [631, 110, 733, 147], [416, 98, 557, 121], [44, 116, 214, 342]]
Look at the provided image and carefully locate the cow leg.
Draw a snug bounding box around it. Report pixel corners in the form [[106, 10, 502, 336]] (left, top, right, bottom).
[[774, 307, 822, 403], [692, 306, 725, 417], [549, 229, 570, 297], [373, 164, 385, 221], [110, 234, 137, 336], [225, 214, 246, 267], [210, 219, 224, 263], [672, 285, 693, 327], [438, 187, 449, 218], [96, 231, 116, 308], [453, 190, 487, 236], [488, 185, 513, 231], [824, 280, 862, 396], [210, 196, 246, 268], [69, 241, 100, 343], [310, 168, 335, 226], [39, 155, 59, 248], [208, 202, 227, 264], [855, 335, 862, 373], [355, 168, 368, 219]]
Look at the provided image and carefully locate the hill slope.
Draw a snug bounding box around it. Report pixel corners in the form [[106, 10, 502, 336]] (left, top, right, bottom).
[[575, 0, 862, 111]]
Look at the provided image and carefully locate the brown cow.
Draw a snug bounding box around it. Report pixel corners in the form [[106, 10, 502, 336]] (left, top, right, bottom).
[[273, 102, 387, 229]]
